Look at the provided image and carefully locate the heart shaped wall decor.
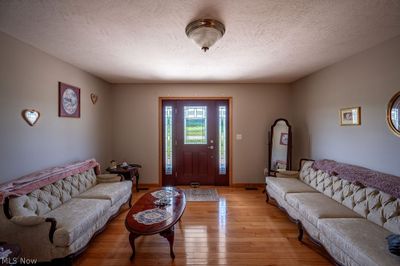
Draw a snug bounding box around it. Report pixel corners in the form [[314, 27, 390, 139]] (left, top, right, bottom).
[[22, 109, 40, 126], [90, 93, 98, 104]]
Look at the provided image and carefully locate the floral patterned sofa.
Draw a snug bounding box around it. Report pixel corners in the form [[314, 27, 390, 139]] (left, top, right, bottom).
[[0, 159, 132, 264], [266, 159, 400, 266]]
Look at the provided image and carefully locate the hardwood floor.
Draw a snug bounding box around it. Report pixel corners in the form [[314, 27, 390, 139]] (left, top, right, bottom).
[[75, 187, 331, 266]]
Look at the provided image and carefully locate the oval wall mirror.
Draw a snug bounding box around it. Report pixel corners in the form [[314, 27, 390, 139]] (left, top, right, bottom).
[[268, 118, 292, 176], [387, 91, 400, 137]]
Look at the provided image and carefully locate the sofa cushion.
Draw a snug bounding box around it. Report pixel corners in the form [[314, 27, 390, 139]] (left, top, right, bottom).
[[319, 218, 400, 266], [75, 181, 131, 205], [265, 177, 317, 199], [44, 198, 111, 247], [286, 193, 360, 227]]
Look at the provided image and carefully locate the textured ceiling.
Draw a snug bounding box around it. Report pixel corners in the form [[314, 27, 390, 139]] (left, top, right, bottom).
[[0, 0, 400, 83]]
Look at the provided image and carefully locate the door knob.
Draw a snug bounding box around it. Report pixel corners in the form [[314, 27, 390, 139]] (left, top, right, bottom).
[[208, 145, 214, 150]]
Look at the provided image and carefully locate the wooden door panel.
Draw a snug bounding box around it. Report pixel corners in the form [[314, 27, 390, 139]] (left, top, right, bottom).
[[183, 151, 193, 176], [191, 152, 198, 177], [198, 152, 208, 175], [182, 151, 208, 178]]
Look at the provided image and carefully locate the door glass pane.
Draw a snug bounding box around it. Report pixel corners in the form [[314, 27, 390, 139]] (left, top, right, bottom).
[[219, 106, 227, 175], [184, 106, 207, 144], [165, 106, 173, 175]]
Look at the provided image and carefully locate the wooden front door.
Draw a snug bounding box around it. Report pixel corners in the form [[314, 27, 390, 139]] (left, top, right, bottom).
[[162, 99, 229, 186]]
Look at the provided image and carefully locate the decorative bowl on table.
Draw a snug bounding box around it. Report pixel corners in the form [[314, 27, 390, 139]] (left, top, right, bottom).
[[151, 189, 179, 199], [154, 197, 172, 207], [120, 162, 129, 168]]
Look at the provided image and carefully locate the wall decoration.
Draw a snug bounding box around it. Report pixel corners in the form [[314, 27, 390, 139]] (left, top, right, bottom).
[[279, 132, 288, 145], [110, 160, 117, 169], [90, 93, 98, 104], [22, 109, 40, 126], [59, 82, 80, 118], [340, 107, 361, 126], [387, 91, 400, 137], [268, 118, 292, 175]]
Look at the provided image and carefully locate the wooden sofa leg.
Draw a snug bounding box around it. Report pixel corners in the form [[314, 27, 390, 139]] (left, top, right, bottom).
[[265, 192, 269, 203], [297, 220, 304, 241]]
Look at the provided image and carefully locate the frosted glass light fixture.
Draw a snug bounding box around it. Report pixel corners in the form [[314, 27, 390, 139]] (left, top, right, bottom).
[[185, 19, 225, 52]]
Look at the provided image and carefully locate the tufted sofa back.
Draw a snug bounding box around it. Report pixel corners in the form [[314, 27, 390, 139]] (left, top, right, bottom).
[[300, 160, 400, 235], [8, 168, 97, 217]]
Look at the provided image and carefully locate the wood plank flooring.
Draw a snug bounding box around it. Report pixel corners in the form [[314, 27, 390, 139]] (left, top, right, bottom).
[[75, 187, 331, 266]]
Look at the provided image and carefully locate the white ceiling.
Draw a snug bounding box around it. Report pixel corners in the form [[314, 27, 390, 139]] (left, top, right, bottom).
[[0, 0, 399, 84]]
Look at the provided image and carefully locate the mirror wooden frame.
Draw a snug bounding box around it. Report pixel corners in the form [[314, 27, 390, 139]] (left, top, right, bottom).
[[268, 118, 292, 176], [387, 91, 400, 137]]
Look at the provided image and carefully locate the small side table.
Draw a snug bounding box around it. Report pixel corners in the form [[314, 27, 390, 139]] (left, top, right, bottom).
[[106, 164, 142, 192]]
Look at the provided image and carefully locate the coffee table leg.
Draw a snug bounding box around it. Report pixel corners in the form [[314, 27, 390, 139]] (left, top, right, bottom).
[[129, 233, 140, 260], [160, 226, 175, 259]]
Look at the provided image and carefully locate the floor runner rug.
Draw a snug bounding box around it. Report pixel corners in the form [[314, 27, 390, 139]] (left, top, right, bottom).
[[184, 188, 219, 201]]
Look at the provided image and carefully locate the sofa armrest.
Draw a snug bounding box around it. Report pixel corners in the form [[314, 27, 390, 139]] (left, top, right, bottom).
[[276, 170, 299, 178], [10, 215, 46, 226], [97, 174, 122, 183], [8, 215, 57, 243]]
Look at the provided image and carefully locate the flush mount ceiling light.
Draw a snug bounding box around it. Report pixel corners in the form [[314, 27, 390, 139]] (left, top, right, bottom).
[[185, 19, 225, 52]]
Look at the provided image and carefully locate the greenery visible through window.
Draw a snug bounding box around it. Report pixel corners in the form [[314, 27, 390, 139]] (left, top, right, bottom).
[[219, 106, 227, 175], [184, 106, 207, 144], [165, 106, 173, 175]]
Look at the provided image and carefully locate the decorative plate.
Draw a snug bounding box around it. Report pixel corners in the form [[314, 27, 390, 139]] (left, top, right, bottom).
[[133, 208, 172, 225], [59, 82, 80, 118], [151, 189, 179, 199]]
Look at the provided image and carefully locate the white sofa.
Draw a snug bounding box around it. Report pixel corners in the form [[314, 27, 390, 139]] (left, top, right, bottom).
[[266, 159, 400, 266], [0, 166, 132, 263]]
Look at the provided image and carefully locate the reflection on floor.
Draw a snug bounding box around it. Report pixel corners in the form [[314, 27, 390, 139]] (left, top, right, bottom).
[[75, 187, 331, 266]]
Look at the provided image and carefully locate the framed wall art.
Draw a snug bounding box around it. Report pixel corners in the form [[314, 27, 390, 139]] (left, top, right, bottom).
[[340, 107, 361, 126], [387, 91, 400, 137], [59, 82, 80, 118], [279, 132, 288, 145]]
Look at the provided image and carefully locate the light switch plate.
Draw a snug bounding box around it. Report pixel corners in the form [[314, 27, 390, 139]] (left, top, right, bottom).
[[236, 134, 242, 140]]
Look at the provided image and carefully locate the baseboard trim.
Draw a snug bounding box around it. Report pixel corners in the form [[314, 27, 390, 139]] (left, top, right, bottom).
[[139, 183, 266, 188], [230, 183, 265, 188], [139, 183, 159, 187]]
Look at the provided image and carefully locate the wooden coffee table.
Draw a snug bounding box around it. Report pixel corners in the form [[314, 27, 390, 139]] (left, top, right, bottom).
[[125, 187, 186, 260]]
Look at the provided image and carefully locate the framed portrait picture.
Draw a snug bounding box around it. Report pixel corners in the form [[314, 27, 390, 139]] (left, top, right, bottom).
[[59, 82, 80, 118], [280, 132, 289, 145], [340, 107, 360, 126]]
